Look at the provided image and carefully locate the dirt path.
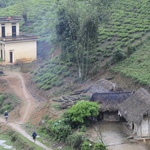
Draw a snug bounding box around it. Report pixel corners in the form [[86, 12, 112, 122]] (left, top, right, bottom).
[[0, 70, 52, 150]]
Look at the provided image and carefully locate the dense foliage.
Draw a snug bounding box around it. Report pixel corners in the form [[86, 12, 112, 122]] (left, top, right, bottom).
[[53, 0, 110, 80], [93, 142, 106, 150], [39, 101, 102, 149], [66, 101, 99, 126]]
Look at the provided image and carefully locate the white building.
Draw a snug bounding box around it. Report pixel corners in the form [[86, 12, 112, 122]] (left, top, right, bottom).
[[0, 16, 38, 63]]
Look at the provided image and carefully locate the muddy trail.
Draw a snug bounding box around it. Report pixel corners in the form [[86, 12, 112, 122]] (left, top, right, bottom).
[[0, 70, 52, 150]]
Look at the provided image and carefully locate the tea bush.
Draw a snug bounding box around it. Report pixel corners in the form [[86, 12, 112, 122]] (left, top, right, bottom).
[[112, 49, 126, 63]]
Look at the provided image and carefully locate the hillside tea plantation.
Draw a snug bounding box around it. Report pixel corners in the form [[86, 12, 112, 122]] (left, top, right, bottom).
[[34, 56, 72, 90], [112, 37, 150, 85], [96, 0, 150, 59], [1, 0, 149, 87]]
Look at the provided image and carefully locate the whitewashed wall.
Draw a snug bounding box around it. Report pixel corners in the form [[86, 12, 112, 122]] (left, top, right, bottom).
[[5, 40, 37, 63]]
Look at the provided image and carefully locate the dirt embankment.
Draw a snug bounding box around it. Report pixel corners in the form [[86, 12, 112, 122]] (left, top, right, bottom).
[[0, 71, 38, 123]]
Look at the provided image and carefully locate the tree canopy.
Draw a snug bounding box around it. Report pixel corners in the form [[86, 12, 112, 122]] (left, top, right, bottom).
[[35, 0, 110, 80], [67, 101, 99, 124]]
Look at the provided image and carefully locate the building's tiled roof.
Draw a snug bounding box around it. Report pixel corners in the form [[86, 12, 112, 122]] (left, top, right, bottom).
[[0, 16, 22, 23], [0, 33, 38, 42]]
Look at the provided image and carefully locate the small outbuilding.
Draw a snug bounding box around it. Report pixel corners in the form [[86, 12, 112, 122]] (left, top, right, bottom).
[[90, 91, 134, 121], [119, 88, 150, 137]]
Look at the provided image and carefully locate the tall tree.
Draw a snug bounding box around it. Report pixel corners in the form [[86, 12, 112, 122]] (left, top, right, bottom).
[[15, 0, 31, 25], [55, 0, 110, 79], [34, 0, 111, 80]]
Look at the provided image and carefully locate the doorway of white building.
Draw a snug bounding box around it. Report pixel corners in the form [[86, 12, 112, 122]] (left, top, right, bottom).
[[10, 51, 13, 63]]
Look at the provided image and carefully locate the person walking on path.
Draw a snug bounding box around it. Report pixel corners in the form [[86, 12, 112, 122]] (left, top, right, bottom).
[[4, 111, 8, 121], [32, 131, 37, 142]]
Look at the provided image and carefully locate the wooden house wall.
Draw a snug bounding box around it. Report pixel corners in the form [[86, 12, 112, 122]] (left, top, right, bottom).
[[134, 117, 150, 137], [103, 112, 120, 121]]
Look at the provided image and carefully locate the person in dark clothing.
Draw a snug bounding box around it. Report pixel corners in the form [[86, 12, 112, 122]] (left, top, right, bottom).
[[32, 131, 37, 141], [4, 111, 8, 121]]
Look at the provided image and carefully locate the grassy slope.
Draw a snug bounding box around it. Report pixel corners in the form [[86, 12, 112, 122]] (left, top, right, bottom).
[[32, 0, 150, 88], [96, 0, 150, 86], [0, 93, 20, 114], [0, 0, 149, 86], [97, 0, 150, 56], [0, 129, 43, 150], [112, 38, 150, 85]]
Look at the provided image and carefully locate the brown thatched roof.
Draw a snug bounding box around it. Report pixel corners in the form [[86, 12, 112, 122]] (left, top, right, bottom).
[[90, 91, 134, 112], [88, 79, 117, 93], [119, 88, 150, 123]]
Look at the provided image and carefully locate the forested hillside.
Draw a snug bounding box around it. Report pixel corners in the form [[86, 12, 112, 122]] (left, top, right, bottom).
[[0, 0, 150, 89]]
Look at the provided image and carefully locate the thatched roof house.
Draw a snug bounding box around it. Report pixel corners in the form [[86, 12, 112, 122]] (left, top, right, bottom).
[[90, 91, 134, 112], [119, 88, 150, 123], [72, 78, 122, 95], [88, 79, 117, 93]]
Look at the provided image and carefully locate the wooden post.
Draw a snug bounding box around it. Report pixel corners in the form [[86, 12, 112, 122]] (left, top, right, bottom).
[[140, 122, 142, 137], [148, 116, 150, 137]]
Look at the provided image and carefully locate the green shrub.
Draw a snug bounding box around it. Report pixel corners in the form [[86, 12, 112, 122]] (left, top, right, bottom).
[[63, 71, 71, 77], [112, 49, 126, 63], [93, 143, 106, 150], [0, 94, 7, 106], [66, 101, 99, 127], [81, 140, 91, 150], [49, 119, 72, 141], [127, 45, 136, 55], [133, 34, 141, 40], [54, 80, 63, 86], [121, 38, 128, 42], [90, 56, 99, 63], [0, 93, 19, 113], [67, 133, 83, 148], [2, 105, 12, 112], [146, 35, 150, 40], [117, 33, 129, 38], [80, 125, 86, 132]]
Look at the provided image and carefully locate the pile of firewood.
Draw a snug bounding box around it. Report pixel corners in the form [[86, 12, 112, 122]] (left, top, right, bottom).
[[52, 95, 90, 109]]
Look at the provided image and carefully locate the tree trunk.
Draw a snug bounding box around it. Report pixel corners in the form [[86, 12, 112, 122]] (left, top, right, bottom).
[[22, 14, 27, 25], [78, 62, 82, 78]]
